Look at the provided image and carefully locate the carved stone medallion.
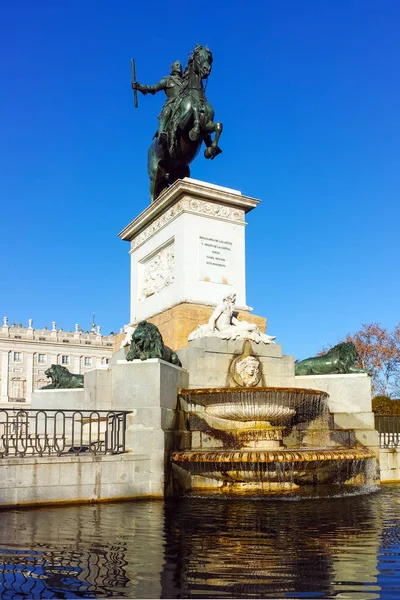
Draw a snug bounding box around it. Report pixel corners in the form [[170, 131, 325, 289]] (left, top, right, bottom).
[[230, 340, 263, 387]]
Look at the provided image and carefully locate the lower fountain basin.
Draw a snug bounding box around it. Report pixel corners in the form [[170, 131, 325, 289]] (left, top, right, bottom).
[[171, 447, 377, 492], [171, 447, 375, 464]]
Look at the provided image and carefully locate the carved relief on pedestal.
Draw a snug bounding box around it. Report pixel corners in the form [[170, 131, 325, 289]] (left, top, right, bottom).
[[139, 245, 175, 301]]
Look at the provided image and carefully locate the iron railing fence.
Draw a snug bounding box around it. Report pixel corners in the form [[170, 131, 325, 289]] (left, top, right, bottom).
[[375, 415, 400, 448], [0, 409, 131, 458]]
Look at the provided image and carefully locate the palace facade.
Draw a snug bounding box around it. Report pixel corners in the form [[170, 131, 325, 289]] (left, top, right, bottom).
[[0, 318, 116, 405]]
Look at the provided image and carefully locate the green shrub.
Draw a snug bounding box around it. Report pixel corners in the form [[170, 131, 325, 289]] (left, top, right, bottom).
[[372, 395, 400, 415]]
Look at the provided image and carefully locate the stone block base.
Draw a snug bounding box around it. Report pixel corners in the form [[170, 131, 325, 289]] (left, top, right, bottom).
[[294, 373, 373, 413]]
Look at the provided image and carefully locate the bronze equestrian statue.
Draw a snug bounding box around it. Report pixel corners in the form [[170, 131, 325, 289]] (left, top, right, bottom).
[[132, 45, 223, 203]]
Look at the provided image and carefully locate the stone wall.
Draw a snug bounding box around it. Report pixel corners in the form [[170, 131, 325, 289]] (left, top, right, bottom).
[[32, 388, 85, 410], [379, 449, 400, 482], [0, 453, 161, 508]]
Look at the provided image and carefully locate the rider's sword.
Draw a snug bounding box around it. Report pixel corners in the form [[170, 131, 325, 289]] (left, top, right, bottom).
[[131, 58, 138, 109]]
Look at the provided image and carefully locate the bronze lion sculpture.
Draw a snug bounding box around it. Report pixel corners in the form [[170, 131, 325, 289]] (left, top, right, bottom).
[[41, 364, 84, 389], [295, 342, 370, 376], [126, 321, 182, 366]]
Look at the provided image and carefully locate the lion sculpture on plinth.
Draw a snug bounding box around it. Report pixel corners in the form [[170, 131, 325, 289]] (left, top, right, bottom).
[[295, 342, 370, 376], [126, 321, 182, 366], [41, 365, 84, 389]]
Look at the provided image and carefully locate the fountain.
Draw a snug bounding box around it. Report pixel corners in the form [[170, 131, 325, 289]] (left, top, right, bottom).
[[112, 179, 380, 502], [171, 387, 377, 494]]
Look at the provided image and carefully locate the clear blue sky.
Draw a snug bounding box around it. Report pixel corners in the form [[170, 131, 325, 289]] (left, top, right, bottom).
[[1, 1, 399, 359]]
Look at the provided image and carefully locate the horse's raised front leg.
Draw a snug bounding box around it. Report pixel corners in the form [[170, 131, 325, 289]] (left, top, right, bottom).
[[204, 121, 223, 159]]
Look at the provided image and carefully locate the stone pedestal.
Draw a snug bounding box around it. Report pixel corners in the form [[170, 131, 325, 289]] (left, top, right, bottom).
[[119, 178, 260, 326], [110, 359, 188, 496]]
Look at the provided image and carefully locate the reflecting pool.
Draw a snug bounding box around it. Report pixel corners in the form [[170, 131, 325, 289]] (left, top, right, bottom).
[[1, 485, 400, 598]]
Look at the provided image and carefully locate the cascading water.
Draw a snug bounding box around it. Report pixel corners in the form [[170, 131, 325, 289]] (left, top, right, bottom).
[[171, 387, 377, 495]]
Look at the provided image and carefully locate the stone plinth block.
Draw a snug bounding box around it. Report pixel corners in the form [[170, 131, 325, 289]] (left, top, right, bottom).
[[111, 358, 187, 493], [294, 373, 372, 413], [119, 178, 260, 324], [111, 359, 188, 412], [31, 389, 85, 410]]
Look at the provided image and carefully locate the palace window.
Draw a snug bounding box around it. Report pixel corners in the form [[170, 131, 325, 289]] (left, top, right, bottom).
[[61, 355, 70, 365], [13, 352, 22, 362], [10, 378, 25, 400], [84, 357, 92, 367], [38, 354, 47, 364]]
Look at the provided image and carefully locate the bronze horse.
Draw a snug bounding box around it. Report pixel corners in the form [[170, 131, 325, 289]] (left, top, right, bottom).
[[146, 46, 223, 203]]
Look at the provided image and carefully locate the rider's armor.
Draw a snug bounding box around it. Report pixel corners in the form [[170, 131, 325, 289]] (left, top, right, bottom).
[[137, 74, 183, 146]]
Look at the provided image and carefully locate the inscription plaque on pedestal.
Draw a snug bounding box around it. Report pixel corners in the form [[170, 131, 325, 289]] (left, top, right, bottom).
[[199, 235, 233, 285]]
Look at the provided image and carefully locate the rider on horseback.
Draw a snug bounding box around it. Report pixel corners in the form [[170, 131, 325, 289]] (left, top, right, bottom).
[[133, 45, 223, 203], [132, 60, 183, 148]]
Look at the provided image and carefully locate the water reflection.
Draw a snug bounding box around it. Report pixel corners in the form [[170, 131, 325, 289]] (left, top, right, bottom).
[[0, 501, 164, 598], [0, 487, 400, 598], [162, 489, 382, 599]]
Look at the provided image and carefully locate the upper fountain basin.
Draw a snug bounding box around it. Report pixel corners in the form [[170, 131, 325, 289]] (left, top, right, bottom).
[[205, 402, 296, 423], [179, 387, 329, 422]]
